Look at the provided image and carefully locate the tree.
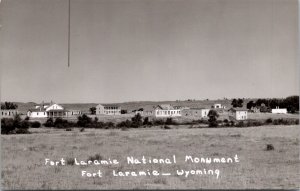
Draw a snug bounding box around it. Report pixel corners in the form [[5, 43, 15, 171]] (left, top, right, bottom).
[[208, 110, 219, 127], [131, 113, 143, 128], [44, 118, 54, 127], [246, 101, 255, 110], [232, 98, 243, 107], [237, 99, 243, 107], [77, 114, 92, 127], [1, 102, 18, 109], [231, 99, 238, 107], [89, 107, 96, 115], [121, 110, 127, 114], [143, 117, 150, 125]]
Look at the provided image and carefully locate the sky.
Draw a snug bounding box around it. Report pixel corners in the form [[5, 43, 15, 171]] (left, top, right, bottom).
[[0, 0, 299, 103]]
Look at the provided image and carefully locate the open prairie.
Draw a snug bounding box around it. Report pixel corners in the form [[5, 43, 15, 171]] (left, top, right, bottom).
[[1, 125, 299, 189]]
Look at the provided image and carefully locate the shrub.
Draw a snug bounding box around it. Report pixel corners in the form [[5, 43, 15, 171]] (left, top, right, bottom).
[[247, 120, 263, 127], [266, 144, 274, 151], [131, 114, 143, 128], [194, 119, 209, 124], [143, 117, 150, 125], [235, 121, 245, 127], [163, 125, 171, 129], [1, 116, 30, 134], [117, 120, 132, 128], [80, 127, 85, 132], [24, 116, 30, 121], [77, 114, 92, 127], [66, 158, 75, 165], [105, 122, 115, 129], [16, 128, 30, 134], [153, 119, 165, 126], [66, 128, 72, 131], [265, 118, 272, 124], [20, 120, 30, 129], [1, 118, 15, 134], [31, 121, 41, 128], [165, 118, 173, 125], [44, 118, 54, 127], [88, 154, 102, 161], [54, 118, 70, 128], [223, 119, 229, 123], [208, 110, 219, 127]]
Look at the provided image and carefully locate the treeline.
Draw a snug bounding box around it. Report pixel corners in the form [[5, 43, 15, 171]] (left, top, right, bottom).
[[1, 115, 41, 134], [247, 96, 299, 113], [42, 114, 176, 129], [1, 102, 18, 109]]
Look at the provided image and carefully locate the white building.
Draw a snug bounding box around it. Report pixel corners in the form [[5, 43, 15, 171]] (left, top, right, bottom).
[[96, 104, 121, 115], [27, 103, 66, 118], [213, 103, 226, 109], [228, 108, 248, 120], [182, 108, 210, 118], [154, 104, 181, 117], [1, 109, 18, 117], [271, 106, 287, 114]]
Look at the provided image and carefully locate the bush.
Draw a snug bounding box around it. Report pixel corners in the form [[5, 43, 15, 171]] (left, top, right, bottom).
[[235, 121, 245, 127], [66, 158, 75, 165], [247, 120, 263, 127], [77, 114, 92, 127], [88, 154, 102, 161], [1, 116, 30, 134], [208, 121, 218, 127], [31, 121, 41, 128], [265, 118, 272, 124], [163, 125, 171, 129], [1, 118, 15, 134], [143, 117, 150, 125], [165, 118, 173, 125], [15, 128, 30, 134], [44, 118, 54, 127], [131, 114, 143, 128], [117, 120, 132, 128], [105, 122, 115, 129], [54, 118, 70, 128], [266, 144, 274, 151], [66, 128, 72, 131], [153, 119, 165, 126]]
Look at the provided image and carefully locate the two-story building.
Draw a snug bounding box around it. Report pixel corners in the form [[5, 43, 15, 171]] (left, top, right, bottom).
[[228, 108, 248, 120], [96, 104, 121, 115], [182, 108, 210, 118], [1, 109, 18, 117], [154, 104, 181, 117], [27, 103, 67, 118]]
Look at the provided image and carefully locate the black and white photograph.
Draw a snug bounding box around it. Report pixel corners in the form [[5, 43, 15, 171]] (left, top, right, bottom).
[[0, 0, 299, 189]]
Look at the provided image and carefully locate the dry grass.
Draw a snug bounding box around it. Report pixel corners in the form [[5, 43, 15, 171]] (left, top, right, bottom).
[[1, 125, 299, 189]]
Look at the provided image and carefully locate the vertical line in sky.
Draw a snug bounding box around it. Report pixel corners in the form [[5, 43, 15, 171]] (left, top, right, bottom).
[[68, 0, 70, 67]]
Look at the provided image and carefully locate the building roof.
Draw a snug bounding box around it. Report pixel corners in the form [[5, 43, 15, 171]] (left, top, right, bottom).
[[189, 108, 210, 110], [229, 108, 248, 112], [97, 104, 120, 107], [155, 104, 175, 110], [142, 105, 155, 112], [28, 108, 47, 112]]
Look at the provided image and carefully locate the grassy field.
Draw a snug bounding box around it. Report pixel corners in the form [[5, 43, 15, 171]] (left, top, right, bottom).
[[1, 125, 299, 189]]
